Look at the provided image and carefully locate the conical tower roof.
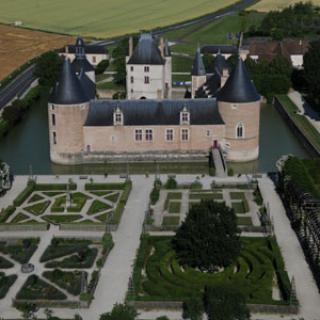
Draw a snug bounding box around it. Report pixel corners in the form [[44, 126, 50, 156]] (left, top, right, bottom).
[[217, 58, 260, 103], [49, 58, 89, 105], [191, 47, 206, 76]]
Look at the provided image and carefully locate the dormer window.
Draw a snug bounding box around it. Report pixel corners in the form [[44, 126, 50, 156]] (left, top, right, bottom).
[[180, 107, 190, 125], [113, 107, 123, 126]]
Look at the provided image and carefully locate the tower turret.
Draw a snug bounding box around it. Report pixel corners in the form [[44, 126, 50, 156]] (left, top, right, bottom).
[[72, 37, 95, 83], [48, 59, 90, 164], [217, 58, 261, 162], [191, 47, 207, 98]]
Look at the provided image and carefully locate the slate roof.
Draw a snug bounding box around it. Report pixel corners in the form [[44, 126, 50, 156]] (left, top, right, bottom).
[[72, 56, 94, 73], [217, 58, 260, 103], [85, 99, 224, 126], [49, 59, 89, 105], [192, 47, 206, 76], [79, 70, 96, 101], [201, 45, 238, 55], [195, 74, 221, 98], [127, 33, 164, 65], [64, 45, 108, 55], [214, 53, 230, 76]]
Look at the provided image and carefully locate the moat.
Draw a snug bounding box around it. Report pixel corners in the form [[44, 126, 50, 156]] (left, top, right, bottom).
[[0, 95, 310, 175]]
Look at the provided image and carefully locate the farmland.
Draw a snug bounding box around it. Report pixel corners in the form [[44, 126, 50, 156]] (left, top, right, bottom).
[[0, 24, 72, 81], [0, 0, 239, 38], [250, 0, 320, 11]]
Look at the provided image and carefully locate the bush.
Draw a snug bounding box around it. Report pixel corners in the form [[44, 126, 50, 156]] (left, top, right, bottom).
[[164, 176, 177, 189], [95, 60, 110, 75], [0, 205, 16, 223], [13, 181, 36, 206]]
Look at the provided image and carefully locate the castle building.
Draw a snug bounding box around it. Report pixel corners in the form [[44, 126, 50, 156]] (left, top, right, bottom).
[[48, 49, 261, 165], [61, 37, 109, 66], [126, 34, 172, 100]]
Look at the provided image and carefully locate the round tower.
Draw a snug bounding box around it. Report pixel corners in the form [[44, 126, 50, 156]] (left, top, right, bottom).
[[191, 47, 207, 98], [217, 58, 261, 162], [48, 58, 90, 164]]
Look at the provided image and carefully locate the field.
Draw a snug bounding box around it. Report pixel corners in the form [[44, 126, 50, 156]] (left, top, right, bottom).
[[0, 24, 72, 81], [163, 12, 264, 55], [0, 0, 240, 39], [251, 0, 320, 11]]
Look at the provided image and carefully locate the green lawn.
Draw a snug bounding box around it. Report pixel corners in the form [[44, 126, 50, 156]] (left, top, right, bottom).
[[189, 193, 224, 200], [172, 56, 193, 73], [164, 12, 264, 54], [168, 202, 181, 214], [237, 216, 252, 226], [129, 236, 292, 305], [277, 95, 320, 153], [162, 216, 180, 226], [232, 201, 248, 214], [0, 0, 240, 38]]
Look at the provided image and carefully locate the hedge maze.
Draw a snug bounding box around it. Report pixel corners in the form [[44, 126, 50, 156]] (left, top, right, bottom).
[[129, 236, 292, 305]]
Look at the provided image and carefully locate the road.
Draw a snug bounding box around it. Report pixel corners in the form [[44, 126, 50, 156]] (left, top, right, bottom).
[[0, 64, 36, 110]]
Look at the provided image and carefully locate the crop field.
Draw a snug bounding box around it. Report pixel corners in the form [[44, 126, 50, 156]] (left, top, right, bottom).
[[251, 0, 320, 11], [0, 0, 239, 38], [0, 24, 72, 81]]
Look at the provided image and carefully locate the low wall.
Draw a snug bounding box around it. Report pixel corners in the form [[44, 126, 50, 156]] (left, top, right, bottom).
[[0, 223, 48, 232], [13, 299, 88, 309], [130, 301, 298, 314], [59, 224, 106, 232], [274, 97, 320, 157]]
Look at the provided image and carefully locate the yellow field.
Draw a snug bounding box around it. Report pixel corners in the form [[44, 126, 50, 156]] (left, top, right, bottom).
[[0, 0, 239, 39], [0, 25, 73, 81], [251, 0, 320, 11]]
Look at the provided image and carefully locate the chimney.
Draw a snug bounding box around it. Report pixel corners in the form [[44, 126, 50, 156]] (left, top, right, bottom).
[[129, 37, 133, 57], [159, 37, 165, 58], [65, 45, 69, 54]]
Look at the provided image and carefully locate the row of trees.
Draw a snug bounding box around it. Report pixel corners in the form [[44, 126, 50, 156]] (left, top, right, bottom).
[[248, 2, 320, 39]]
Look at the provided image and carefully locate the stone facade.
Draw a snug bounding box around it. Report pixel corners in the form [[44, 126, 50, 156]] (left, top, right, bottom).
[[218, 101, 260, 162]]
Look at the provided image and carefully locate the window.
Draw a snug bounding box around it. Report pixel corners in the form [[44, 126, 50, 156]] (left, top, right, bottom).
[[53, 132, 57, 145], [86, 145, 91, 152], [52, 114, 56, 126], [92, 56, 96, 63], [145, 129, 153, 142], [135, 129, 143, 142], [181, 128, 189, 141], [206, 130, 211, 137], [51, 104, 55, 111], [166, 129, 174, 142], [231, 103, 238, 110], [236, 123, 244, 138], [130, 66, 134, 72], [144, 66, 150, 72], [113, 108, 123, 125], [180, 110, 190, 125], [144, 76, 150, 84], [130, 76, 134, 84]]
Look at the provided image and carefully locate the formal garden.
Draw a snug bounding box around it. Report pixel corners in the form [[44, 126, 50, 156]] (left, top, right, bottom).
[[129, 197, 296, 315], [0, 180, 131, 227], [146, 177, 268, 231], [128, 236, 292, 305], [0, 238, 39, 299], [13, 234, 114, 308]]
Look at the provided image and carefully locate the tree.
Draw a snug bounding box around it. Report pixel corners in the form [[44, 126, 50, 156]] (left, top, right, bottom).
[[100, 304, 138, 320], [182, 294, 204, 320], [172, 201, 241, 272], [204, 286, 250, 320], [34, 51, 62, 87], [95, 59, 110, 75], [303, 40, 320, 109]]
